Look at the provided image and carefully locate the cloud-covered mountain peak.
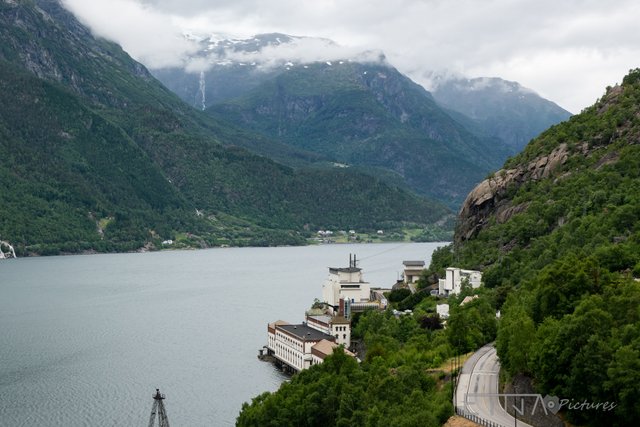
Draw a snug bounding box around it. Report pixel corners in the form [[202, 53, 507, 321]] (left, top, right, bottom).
[[175, 31, 384, 73], [422, 71, 534, 96]]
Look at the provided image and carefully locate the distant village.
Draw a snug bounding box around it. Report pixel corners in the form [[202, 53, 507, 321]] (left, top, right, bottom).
[[260, 254, 482, 373], [315, 229, 386, 244]]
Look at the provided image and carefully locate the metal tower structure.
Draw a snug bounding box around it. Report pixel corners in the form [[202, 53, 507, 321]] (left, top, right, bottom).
[[148, 389, 170, 427]]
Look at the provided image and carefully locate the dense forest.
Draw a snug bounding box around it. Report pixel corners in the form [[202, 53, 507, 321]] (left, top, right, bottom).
[[237, 70, 640, 426], [441, 69, 640, 425]]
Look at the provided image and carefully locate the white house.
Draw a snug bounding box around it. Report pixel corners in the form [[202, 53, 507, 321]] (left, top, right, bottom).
[[321, 255, 371, 310], [438, 267, 482, 296]]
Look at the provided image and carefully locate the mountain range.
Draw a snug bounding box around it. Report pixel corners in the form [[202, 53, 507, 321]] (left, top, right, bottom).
[[0, 0, 449, 255], [151, 32, 571, 207]]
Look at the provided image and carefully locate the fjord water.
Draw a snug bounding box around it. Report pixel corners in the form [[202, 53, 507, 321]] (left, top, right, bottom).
[[0, 243, 445, 426]]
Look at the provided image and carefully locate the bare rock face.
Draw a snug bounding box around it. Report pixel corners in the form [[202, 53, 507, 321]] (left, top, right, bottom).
[[456, 143, 569, 242]]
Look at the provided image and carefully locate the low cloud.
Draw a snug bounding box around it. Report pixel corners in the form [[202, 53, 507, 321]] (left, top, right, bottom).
[[61, 0, 640, 113], [62, 0, 197, 68], [182, 36, 385, 73]]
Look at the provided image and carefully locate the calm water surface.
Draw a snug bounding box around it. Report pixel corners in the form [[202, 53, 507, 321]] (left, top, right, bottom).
[[0, 242, 445, 426]]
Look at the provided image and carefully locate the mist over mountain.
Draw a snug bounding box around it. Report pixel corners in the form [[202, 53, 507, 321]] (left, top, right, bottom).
[[429, 75, 572, 151], [152, 32, 385, 109]]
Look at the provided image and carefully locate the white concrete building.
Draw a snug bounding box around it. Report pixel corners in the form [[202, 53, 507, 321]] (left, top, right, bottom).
[[321, 255, 371, 310], [267, 320, 289, 354], [402, 260, 425, 284], [267, 322, 336, 372], [438, 267, 482, 296]]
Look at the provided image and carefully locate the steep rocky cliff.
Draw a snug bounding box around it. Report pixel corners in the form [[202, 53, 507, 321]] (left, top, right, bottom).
[[457, 142, 570, 241], [456, 75, 640, 245]]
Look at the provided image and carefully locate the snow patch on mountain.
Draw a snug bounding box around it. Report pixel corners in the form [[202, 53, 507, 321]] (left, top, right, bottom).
[[173, 32, 386, 73]]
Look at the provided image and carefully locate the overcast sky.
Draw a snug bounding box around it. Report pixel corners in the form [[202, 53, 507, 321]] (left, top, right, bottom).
[[62, 0, 640, 113]]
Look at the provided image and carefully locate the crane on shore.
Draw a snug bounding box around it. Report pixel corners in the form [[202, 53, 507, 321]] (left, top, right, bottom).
[[148, 389, 170, 427]]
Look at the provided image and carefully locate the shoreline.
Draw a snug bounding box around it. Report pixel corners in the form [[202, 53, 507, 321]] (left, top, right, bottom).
[[13, 238, 452, 259]]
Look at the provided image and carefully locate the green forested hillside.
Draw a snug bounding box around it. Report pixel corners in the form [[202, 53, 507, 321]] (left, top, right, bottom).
[[443, 69, 640, 425], [210, 62, 512, 207], [0, 0, 449, 255], [0, 61, 190, 253]]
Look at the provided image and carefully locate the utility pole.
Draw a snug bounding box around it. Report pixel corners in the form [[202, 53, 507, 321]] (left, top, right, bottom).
[[148, 389, 170, 427]]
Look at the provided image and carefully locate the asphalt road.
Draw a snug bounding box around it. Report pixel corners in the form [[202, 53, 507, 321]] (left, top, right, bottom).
[[455, 344, 533, 427]]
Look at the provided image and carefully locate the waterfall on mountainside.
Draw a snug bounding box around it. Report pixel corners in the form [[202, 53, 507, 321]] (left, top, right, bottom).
[[199, 71, 206, 110]]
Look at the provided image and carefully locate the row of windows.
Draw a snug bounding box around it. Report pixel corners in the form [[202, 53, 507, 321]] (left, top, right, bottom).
[[334, 325, 348, 332], [275, 342, 303, 369], [275, 331, 302, 351]]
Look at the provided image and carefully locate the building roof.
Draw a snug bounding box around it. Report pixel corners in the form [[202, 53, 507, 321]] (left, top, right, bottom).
[[331, 315, 350, 325], [277, 323, 335, 342], [307, 314, 332, 325], [307, 314, 350, 326], [460, 295, 479, 306], [329, 267, 361, 274], [268, 320, 289, 332], [269, 320, 289, 328], [306, 307, 326, 316], [446, 266, 481, 274], [403, 260, 425, 267], [312, 339, 356, 358]]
